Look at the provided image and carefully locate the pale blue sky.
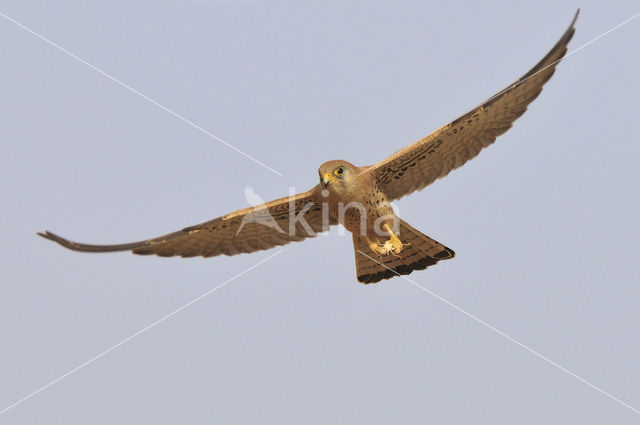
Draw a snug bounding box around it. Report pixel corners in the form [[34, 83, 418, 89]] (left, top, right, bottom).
[[1, 1, 639, 424]]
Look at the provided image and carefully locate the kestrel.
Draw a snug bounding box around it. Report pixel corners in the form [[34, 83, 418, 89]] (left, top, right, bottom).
[[40, 11, 578, 283]]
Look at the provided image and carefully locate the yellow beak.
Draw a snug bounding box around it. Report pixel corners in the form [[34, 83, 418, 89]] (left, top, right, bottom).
[[321, 173, 334, 188]]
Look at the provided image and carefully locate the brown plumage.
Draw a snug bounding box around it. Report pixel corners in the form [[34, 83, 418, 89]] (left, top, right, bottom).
[[353, 219, 455, 284], [39, 11, 578, 283]]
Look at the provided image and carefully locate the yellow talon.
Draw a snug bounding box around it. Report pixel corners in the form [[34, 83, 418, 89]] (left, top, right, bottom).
[[384, 223, 404, 254], [366, 223, 407, 257], [367, 237, 382, 255]]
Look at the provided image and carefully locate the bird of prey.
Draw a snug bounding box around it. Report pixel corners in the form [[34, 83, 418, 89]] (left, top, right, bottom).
[[40, 11, 578, 284]]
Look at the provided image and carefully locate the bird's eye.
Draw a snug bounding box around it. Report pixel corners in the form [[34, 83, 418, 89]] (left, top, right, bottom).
[[335, 167, 344, 176]]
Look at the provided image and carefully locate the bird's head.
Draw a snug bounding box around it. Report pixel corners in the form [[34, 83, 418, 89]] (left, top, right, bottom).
[[318, 160, 359, 195]]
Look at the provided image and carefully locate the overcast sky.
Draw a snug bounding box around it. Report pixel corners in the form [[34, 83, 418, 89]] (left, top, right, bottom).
[[1, 1, 639, 424]]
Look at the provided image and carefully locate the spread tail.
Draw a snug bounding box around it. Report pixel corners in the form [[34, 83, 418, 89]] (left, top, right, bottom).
[[352, 219, 454, 284]]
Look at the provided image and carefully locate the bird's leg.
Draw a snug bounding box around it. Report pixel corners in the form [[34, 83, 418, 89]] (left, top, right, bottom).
[[365, 224, 406, 256], [381, 223, 405, 255], [366, 236, 386, 256]]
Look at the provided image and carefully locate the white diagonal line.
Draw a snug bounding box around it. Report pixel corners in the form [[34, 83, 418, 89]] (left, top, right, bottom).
[[358, 10, 640, 177], [0, 11, 284, 177], [472, 10, 640, 117], [0, 250, 282, 416], [565, 11, 640, 57], [356, 249, 640, 416]]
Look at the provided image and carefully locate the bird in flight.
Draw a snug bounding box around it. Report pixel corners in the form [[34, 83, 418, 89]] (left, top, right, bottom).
[[40, 11, 578, 284]]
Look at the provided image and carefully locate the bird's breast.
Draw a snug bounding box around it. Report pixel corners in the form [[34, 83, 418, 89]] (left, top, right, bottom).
[[323, 188, 395, 237]]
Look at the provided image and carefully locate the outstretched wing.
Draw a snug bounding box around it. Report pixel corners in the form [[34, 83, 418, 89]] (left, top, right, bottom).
[[365, 10, 578, 201], [39, 186, 334, 258]]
